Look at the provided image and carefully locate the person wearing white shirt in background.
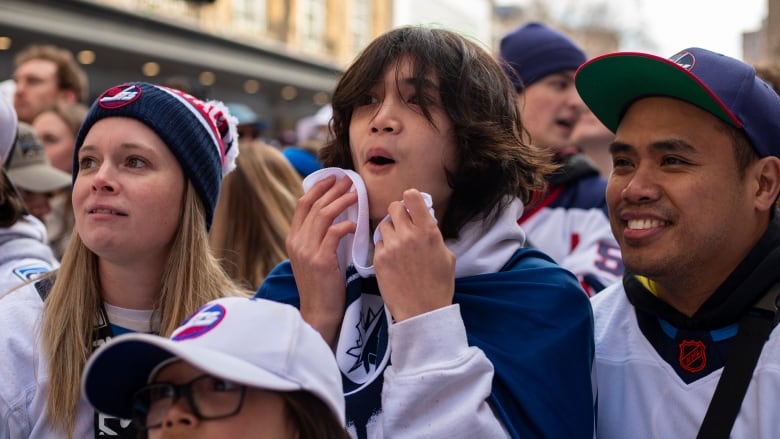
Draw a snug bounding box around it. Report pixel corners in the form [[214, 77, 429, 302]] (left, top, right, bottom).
[[499, 22, 623, 295], [0, 94, 59, 296]]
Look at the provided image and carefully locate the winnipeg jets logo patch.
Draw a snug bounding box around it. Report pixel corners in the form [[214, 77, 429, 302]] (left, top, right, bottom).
[[98, 84, 142, 110], [346, 305, 384, 374], [669, 51, 695, 71], [173, 303, 226, 340], [338, 294, 390, 394]]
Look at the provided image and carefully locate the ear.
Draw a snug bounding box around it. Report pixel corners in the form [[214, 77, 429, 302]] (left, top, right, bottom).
[[751, 156, 780, 211]]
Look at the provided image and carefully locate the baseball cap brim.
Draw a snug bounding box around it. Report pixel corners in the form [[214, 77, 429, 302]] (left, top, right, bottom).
[[575, 51, 741, 133], [6, 164, 71, 193], [82, 332, 304, 420]]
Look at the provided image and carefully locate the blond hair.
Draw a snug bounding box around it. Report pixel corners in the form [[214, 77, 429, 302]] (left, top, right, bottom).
[[40, 102, 89, 258], [41, 183, 251, 437], [42, 102, 90, 143], [210, 142, 303, 289]]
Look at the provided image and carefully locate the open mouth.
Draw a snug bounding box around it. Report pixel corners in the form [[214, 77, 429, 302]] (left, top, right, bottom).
[[368, 155, 395, 165]]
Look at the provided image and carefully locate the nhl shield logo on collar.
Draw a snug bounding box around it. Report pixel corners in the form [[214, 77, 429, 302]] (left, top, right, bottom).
[[678, 339, 707, 373]]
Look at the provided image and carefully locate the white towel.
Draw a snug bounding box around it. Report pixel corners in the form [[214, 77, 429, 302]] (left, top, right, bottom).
[[302, 167, 434, 277], [303, 168, 526, 393]]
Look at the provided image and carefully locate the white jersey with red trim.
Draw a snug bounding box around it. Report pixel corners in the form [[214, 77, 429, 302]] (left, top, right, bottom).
[[519, 171, 622, 295]]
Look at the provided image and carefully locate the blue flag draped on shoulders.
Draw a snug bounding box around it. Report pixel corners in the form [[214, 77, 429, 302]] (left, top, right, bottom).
[[257, 247, 594, 438]]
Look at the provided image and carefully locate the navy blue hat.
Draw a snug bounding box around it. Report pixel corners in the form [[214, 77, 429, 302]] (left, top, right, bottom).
[[283, 146, 321, 178], [575, 47, 780, 158], [74, 82, 239, 229], [500, 22, 586, 91]]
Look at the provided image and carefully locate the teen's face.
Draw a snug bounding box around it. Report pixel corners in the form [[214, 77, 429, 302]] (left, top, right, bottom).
[[348, 58, 457, 226], [516, 71, 584, 151], [147, 360, 295, 439], [33, 111, 76, 173], [72, 117, 185, 264], [607, 97, 759, 289], [13, 59, 61, 124]]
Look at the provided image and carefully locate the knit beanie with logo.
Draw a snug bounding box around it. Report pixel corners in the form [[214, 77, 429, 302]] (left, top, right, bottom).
[[74, 82, 239, 229]]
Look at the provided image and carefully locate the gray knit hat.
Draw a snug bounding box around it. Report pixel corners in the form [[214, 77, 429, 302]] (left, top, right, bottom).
[[74, 82, 238, 229]]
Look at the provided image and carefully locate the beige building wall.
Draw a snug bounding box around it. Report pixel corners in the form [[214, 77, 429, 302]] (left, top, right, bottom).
[[768, 0, 780, 59], [742, 0, 778, 64], [89, 0, 394, 68]]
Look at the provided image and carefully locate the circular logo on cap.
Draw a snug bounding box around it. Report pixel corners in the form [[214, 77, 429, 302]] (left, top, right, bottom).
[[97, 84, 142, 110], [670, 51, 696, 71], [172, 303, 226, 341]]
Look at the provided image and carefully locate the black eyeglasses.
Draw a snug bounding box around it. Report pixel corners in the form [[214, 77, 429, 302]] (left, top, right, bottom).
[[132, 374, 247, 430]]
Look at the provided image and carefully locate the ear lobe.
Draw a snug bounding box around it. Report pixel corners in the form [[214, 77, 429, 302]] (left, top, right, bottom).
[[752, 156, 780, 211]]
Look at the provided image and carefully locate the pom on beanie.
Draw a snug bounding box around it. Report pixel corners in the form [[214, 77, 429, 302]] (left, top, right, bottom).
[[499, 22, 586, 91], [74, 82, 239, 229]]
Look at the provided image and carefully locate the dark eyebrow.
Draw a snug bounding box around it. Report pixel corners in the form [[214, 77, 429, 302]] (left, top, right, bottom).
[[400, 75, 439, 92], [608, 141, 632, 155], [649, 139, 698, 154], [609, 139, 698, 155], [78, 142, 153, 156], [548, 71, 576, 81]]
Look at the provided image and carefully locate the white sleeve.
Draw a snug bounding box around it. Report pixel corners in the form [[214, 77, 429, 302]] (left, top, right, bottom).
[[376, 304, 509, 438], [0, 285, 43, 439]]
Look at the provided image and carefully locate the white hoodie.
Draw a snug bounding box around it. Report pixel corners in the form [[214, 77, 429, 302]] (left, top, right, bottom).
[[0, 215, 58, 296]]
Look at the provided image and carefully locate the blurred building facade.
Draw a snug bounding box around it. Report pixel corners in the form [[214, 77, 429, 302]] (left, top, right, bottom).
[[10, 0, 738, 137], [0, 0, 394, 136], [0, 0, 504, 138], [743, 0, 779, 64], [492, 3, 620, 58]]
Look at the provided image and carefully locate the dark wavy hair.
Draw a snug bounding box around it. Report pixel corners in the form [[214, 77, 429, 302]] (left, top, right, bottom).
[[0, 171, 27, 227], [320, 25, 556, 239], [282, 391, 351, 439]]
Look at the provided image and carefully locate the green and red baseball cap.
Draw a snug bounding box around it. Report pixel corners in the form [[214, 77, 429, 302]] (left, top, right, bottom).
[[575, 47, 780, 158]]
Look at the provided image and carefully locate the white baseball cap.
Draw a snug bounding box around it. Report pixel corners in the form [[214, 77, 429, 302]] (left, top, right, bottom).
[[0, 93, 16, 166], [81, 297, 345, 424]]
